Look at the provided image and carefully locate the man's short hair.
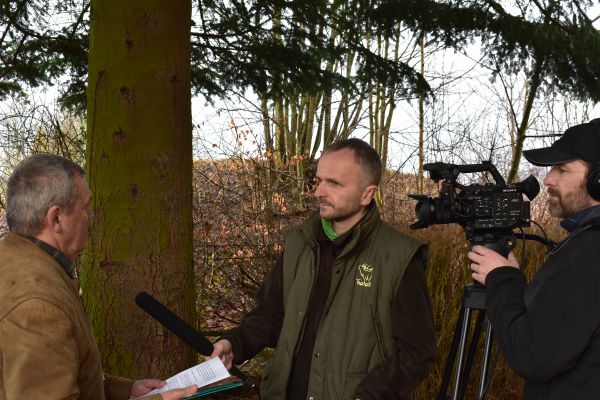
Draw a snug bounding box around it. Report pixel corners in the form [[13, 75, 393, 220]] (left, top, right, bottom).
[[6, 153, 85, 237], [323, 138, 383, 185]]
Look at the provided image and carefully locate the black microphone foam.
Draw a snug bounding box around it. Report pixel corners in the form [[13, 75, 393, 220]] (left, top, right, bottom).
[[135, 291, 214, 356], [135, 291, 250, 385]]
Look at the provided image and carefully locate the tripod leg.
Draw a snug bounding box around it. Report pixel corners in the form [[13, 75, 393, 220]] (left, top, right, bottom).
[[451, 307, 473, 400], [438, 283, 489, 400], [477, 320, 494, 400], [458, 310, 486, 399], [437, 307, 467, 400]]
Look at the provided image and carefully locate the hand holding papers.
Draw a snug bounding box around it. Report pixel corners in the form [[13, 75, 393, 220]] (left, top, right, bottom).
[[134, 292, 248, 398], [143, 358, 242, 398]]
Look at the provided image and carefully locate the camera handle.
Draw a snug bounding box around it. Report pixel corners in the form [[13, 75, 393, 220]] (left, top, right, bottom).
[[470, 231, 556, 256], [468, 231, 516, 257]]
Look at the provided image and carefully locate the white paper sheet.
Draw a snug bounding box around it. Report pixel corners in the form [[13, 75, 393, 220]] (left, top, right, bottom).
[[144, 357, 230, 396]]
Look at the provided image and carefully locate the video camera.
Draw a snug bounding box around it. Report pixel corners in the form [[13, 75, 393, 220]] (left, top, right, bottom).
[[409, 161, 540, 256]]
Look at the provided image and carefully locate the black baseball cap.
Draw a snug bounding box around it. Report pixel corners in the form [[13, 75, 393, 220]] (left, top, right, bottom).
[[523, 118, 600, 166]]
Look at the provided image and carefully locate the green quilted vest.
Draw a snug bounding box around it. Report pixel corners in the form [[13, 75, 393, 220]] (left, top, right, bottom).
[[260, 205, 424, 400]]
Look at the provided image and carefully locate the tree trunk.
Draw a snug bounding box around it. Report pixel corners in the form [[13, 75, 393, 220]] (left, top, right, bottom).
[[84, 0, 195, 378]]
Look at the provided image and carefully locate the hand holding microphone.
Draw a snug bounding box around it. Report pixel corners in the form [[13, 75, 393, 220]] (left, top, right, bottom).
[[211, 339, 234, 369]]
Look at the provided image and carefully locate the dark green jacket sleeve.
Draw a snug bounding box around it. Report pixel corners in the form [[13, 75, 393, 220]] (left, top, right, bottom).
[[221, 255, 285, 364], [354, 253, 437, 400]]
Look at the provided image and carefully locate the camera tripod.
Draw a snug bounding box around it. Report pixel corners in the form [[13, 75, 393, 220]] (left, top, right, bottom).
[[437, 282, 494, 400], [436, 231, 555, 400], [436, 234, 515, 400]]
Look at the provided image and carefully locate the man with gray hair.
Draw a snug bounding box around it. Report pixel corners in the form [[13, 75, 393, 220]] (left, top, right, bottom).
[[0, 153, 197, 400]]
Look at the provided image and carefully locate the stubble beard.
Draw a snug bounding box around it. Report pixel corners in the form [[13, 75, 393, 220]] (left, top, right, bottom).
[[547, 183, 593, 218], [318, 200, 363, 223]]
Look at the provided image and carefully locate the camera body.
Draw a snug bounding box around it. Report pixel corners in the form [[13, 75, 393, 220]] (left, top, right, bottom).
[[409, 161, 540, 255]]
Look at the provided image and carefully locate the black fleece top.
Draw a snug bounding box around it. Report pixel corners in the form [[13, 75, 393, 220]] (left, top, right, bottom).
[[486, 204, 600, 399]]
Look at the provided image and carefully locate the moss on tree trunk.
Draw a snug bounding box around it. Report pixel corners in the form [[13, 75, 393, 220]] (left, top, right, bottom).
[[84, 0, 196, 378]]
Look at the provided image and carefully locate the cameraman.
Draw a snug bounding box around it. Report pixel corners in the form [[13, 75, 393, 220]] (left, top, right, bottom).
[[468, 119, 600, 399]]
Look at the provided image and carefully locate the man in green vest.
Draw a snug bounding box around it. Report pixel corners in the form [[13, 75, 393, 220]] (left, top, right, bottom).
[[0, 153, 197, 400], [212, 139, 436, 399]]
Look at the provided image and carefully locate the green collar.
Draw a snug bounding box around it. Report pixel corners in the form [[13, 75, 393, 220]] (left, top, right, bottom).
[[321, 218, 348, 240], [321, 210, 368, 241]]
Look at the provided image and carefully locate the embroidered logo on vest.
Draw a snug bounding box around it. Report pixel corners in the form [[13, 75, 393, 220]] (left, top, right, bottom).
[[356, 263, 373, 287]]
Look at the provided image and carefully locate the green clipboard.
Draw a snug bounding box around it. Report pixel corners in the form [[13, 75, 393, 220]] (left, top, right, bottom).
[[182, 380, 245, 399]]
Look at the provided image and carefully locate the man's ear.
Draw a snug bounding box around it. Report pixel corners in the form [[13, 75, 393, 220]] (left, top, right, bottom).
[[361, 185, 378, 206], [45, 205, 62, 233]]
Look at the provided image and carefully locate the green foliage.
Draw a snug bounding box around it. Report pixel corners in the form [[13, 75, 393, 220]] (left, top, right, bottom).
[[4, 0, 599, 113], [371, 0, 600, 101], [191, 0, 431, 101], [0, 0, 88, 109], [2, 0, 432, 109]]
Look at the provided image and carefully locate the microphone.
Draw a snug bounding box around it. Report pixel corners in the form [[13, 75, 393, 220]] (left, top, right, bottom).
[[134, 291, 249, 384], [135, 291, 213, 355]]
